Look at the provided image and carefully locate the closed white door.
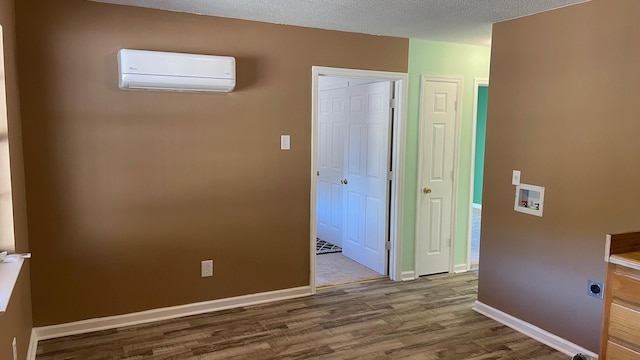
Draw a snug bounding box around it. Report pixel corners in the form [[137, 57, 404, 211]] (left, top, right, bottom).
[[416, 78, 459, 276], [317, 87, 346, 246], [342, 81, 392, 275]]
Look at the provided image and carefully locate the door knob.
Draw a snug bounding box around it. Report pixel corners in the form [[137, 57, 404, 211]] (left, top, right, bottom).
[[423, 187, 432, 194], [341, 179, 348, 185]]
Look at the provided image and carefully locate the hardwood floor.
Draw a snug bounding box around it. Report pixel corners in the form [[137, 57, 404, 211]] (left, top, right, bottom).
[[36, 273, 567, 359]]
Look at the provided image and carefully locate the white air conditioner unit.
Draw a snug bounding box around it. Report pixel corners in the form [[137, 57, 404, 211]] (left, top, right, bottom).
[[118, 49, 235, 93]]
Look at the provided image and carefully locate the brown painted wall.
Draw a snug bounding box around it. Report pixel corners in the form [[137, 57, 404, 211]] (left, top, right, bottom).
[[0, 0, 32, 358], [15, 0, 408, 326], [479, 0, 640, 352]]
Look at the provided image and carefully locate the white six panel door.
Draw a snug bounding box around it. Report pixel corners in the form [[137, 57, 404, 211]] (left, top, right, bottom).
[[416, 78, 458, 276], [317, 87, 347, 246], [342, 81, 392, 275]]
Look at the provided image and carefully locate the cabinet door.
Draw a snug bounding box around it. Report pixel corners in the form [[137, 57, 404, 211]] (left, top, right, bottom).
[[611, 269, 640, 305], [609, 304, 640, 349], [607, 342, 640, 360]]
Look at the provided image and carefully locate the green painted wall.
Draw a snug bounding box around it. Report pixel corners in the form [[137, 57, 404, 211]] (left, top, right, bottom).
[[473, 86, 489, 205], [404, 39, 491, 271]]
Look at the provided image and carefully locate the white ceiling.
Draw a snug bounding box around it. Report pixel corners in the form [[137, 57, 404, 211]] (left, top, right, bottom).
[[90, 0, 589, 46]]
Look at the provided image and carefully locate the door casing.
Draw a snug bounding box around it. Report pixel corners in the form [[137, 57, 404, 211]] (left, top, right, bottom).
[[310, 66, 409, 293], [414, 75, 463, 276]]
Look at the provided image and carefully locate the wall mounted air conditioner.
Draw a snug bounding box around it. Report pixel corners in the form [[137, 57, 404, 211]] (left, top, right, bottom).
[[118, 49, 236, 93]]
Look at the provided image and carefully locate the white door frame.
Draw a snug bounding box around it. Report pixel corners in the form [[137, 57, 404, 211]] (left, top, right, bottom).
[[310, 66, 408, 293], [466, 78, 489, 269], [414, 75, 463, 275]]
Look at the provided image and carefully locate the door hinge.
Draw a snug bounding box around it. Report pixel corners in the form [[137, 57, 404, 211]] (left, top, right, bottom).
[[389, 98, 397, 109], [385, 241, 391, 250], [388, 170, 393, 181]]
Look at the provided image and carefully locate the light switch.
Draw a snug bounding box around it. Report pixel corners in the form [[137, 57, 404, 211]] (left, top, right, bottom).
[[280, 135, 291, 150], [512, 170, 521, 185]]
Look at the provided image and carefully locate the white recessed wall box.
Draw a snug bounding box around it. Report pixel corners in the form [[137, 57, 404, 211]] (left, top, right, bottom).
[[514, 183, 545, 217], [118, 49, 236, 93]]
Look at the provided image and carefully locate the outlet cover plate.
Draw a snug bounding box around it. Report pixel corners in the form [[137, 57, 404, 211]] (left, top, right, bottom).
[[201, 260, 213, 277], [587, 280, 604, 300]]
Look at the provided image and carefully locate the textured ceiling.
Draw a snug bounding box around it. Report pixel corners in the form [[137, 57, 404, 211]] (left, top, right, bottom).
[[90, 0, 589, 46]]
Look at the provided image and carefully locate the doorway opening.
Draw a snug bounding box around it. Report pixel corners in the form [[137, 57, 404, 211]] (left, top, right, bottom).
[[315, 76, 391, 287], [310, 67, 408, 292], [467, 79, 489, 270]]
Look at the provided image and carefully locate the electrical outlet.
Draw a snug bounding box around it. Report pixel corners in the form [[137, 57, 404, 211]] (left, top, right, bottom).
[[12, 337, 17, 360], [587, 280, 604, 300], [201, 260, 213, 277]]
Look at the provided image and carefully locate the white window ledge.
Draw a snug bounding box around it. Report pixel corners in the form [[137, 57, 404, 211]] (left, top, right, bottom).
[[0, 258, 23, 314]]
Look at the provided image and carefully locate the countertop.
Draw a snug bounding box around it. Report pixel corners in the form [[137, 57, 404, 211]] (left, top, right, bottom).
[[610, 251, 640, 271]]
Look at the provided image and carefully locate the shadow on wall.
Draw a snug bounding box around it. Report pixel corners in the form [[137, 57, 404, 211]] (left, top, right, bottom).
[[234, 57, 259, 92]]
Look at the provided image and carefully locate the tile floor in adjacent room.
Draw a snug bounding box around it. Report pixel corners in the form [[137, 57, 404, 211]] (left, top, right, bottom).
[[471, 206, 481, 268], [315, 252, 384, 287]]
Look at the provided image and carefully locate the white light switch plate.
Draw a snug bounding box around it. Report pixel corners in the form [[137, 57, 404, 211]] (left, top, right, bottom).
[[512, 170, 521, 185], [281, 135, 290, 150]]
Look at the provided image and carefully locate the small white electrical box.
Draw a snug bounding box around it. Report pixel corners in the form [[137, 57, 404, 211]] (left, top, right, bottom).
[[514, 183, 545, 217]]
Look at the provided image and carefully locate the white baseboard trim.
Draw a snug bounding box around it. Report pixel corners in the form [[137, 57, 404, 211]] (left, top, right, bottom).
[[453, 264, 468, 273], [401, 271, 416, 281], [472, 203, 482, 209], [31, 285, 311, 348], [473, 301, 598, 358], [27, 328, 38, 360]]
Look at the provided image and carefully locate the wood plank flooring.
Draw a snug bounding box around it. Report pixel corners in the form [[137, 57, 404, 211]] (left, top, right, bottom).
[[36, 273, 567, 359]]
